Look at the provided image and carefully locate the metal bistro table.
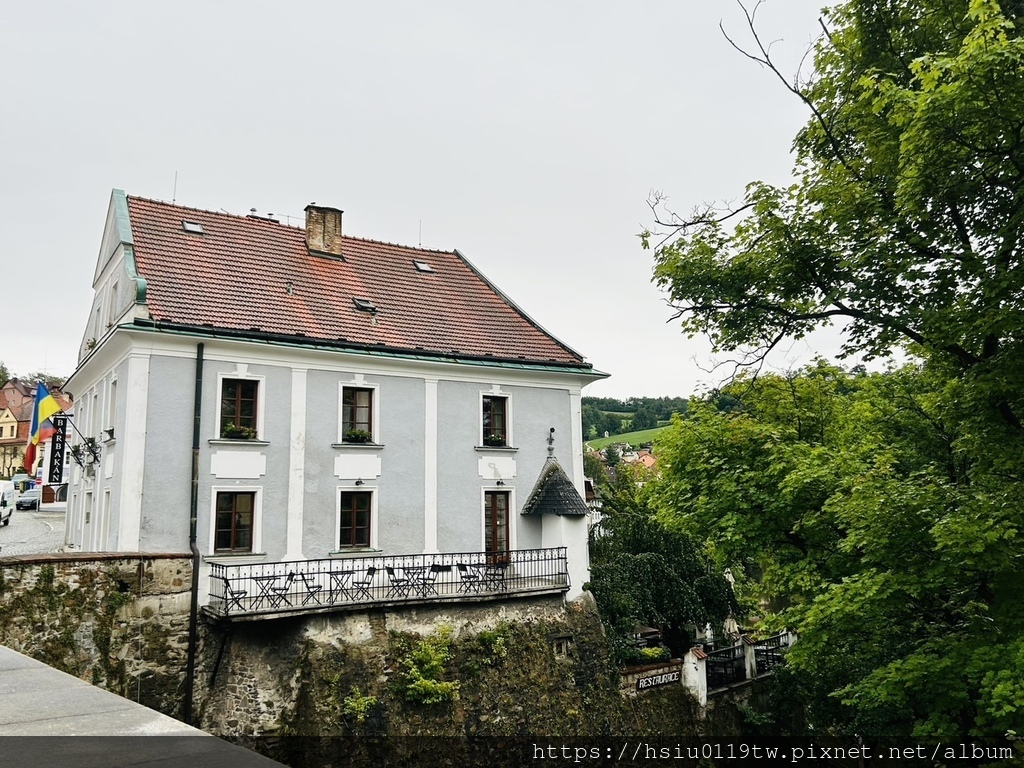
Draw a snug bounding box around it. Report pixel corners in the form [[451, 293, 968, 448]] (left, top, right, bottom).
[[252, 573, 292, 610], [402, 565, 436, 597], [478, 562, 508, 592], [328, 569, 354, 603]]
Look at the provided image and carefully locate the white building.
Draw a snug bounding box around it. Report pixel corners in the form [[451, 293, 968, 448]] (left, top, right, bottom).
[[65, 190, 606, 608]]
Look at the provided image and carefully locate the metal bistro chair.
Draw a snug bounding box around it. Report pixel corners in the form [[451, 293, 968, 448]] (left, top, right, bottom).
[[351, 567, 377, 600], [221, 576, 248, 612], [457, 563, 482, 594], [385, 566, 412, 598], [414, 564, 444, 597], [297, 572, 324, 605], [268, 572, 295, 609], [482, 561, 509, 592]]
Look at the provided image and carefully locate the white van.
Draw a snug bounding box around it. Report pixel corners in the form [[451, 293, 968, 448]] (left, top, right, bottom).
[[0, 481, 14, 526]]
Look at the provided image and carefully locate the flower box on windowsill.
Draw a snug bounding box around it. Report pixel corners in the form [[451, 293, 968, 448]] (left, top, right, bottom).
[[221, 425, 258, 440]]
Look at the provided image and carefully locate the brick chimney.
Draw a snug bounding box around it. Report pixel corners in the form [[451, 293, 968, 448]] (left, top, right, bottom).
[[304, 204, 344, 257]]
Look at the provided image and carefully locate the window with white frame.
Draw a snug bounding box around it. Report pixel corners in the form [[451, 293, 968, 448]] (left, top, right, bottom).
[[214, 490, 257, 552], [107, 378, 117, 439], [339, 380, 379, 444], [482, 394, 509, 447], [341, 387, 374, 443], [338, 490, 373, 548], [219, 377, 259, 439]]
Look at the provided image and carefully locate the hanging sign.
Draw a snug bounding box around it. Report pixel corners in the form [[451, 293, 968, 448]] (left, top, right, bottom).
[[48, 415, 68, 484]]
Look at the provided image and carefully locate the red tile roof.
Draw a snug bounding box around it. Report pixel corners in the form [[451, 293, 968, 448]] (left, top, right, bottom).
[[127, 197, 591, 369]]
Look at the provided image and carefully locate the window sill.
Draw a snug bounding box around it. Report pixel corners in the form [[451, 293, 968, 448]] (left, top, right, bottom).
[[328, 548, 383, 558], [209, 438, 270, 446], [475, 445, 517, 452], [332, 442, 384, 449], [204, 552, 268, 565]]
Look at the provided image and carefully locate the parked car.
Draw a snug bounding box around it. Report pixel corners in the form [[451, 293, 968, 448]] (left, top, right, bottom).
[[0, 480, 13, 525], [15, 489, 40, 511]]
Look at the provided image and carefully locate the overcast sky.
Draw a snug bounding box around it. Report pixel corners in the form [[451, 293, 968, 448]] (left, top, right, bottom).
[[2, 1, 834, 399]]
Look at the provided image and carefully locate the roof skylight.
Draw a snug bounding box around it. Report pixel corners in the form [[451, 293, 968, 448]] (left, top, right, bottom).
[[413, 260, 435, 273], [353, 297, 377, 313], [182, 221, 204, 234]]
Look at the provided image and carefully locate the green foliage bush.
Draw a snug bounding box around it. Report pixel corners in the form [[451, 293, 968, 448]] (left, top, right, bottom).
[[401, 626, 460, 705], [616, 644, 671, 667], [342, 687, 378, 723]]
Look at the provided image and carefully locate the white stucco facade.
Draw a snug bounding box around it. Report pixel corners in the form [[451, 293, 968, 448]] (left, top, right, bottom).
[[65, 191, 605, 601]]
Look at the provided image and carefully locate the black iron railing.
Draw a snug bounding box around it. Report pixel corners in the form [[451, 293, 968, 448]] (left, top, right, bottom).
[[706, 643, 747, 689], [206, 546, 569, 618], [754, 632, 790, 675]]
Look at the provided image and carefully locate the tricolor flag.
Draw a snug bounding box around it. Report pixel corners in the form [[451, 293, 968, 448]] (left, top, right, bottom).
[[24, 382, 63, 472]]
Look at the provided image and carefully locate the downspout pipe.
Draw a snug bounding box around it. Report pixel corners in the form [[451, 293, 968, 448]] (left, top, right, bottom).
[[183, 342, 204, 724]]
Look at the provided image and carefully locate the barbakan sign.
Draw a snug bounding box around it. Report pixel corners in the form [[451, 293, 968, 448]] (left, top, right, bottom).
[[48, 415, 68, 484], [635, 669, 680, 691]]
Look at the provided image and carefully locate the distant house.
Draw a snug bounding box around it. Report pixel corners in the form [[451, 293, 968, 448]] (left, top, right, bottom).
[[0, 378, 72, 481], [65, 190, 606, 606], [0, 400, 29, 479]]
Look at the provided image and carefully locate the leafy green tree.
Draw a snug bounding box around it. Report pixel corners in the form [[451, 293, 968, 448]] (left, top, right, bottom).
[[598, 415, 622, 438], [24, 371, 67, 390], [644, 0, 1024, 743], [583, 450, 607, 487], [646, 0, 1024, 432], [603, 444, 620, 467], [583, 396, 630, 413], [631, 405, 657, 431], [655, 364, 1024, 743], [0, 361, 9, 386], [588, 466, 737, 662]]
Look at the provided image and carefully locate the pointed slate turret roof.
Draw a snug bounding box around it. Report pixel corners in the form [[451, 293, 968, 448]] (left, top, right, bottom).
[[520, 458, 589, 517]]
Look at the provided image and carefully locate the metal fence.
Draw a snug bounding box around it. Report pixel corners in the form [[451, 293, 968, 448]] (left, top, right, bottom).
[[754, 632, 790, 675], [207, 546, 569, 618], [706, 643, 747, 689]]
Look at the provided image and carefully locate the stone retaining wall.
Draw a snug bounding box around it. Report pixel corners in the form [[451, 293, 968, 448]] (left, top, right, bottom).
[[0, 552, 194, 717], [2, 555, 778, 758]]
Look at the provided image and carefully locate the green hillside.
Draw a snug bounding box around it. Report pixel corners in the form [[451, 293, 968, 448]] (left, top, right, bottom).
[[586, 427, 668, 451]]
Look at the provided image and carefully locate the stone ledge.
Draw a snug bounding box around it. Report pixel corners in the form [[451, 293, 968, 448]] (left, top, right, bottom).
[[0, 551, 192, 565]]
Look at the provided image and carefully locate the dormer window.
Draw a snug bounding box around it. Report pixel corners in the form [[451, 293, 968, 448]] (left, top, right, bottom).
[[353, 297, 376, 313], [413, 260, 434, 273], [182, 221, 204, 234]]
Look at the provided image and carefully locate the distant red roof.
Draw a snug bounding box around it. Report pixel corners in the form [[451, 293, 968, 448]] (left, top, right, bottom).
[[126, 197, 591, 369]]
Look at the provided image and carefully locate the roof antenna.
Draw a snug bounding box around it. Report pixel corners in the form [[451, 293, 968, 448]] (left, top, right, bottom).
[[419, 219, 422, 247], [172, 171, 178, 204]]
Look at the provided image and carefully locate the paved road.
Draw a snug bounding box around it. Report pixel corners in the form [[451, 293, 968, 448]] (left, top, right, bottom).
[[0, 503, 67, 557], [0, 646, 286, 765]]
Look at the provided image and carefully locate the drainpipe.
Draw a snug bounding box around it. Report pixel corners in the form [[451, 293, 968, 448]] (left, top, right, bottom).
[[183, 342, 204, 725]]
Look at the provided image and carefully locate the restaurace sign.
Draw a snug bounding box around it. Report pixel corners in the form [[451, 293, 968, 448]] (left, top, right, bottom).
[[636, 669, 680, 691]]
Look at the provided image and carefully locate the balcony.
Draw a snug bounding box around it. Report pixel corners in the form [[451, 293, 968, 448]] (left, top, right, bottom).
[[205, 546, 569, 620]]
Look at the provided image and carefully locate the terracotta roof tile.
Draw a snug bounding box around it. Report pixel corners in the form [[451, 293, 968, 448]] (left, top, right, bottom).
[[127, 197, 590, 368]]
